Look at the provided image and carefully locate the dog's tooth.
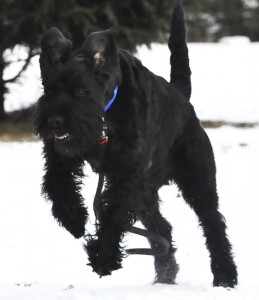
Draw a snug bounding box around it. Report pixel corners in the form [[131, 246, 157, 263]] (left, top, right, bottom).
[[54, 133, 69, 140]]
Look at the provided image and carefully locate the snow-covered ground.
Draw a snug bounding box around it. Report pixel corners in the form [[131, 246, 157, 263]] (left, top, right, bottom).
[[1, 38, 259, 299], [137, 38, 259, 123], [0, 126, 259, 299]]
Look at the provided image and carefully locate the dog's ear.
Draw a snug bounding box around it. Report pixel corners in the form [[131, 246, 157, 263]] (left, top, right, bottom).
[[41, 27, 72, 66], [83, 28, 118, 69]]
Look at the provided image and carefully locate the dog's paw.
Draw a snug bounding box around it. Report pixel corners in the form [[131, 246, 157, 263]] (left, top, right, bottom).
[[84, 238, 123, 277], [154, 251, 179, 285], [213, 275, 238, 288], [64, 221, 85, 239], [213, 264, 238, 288], [52, 204, 87, 239]]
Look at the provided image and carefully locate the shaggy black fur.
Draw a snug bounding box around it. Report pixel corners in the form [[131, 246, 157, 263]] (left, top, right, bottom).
[[35, 4, 238, 287]]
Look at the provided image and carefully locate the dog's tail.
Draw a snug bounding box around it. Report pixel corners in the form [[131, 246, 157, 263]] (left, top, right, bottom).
[[168, 3, 191, 100]]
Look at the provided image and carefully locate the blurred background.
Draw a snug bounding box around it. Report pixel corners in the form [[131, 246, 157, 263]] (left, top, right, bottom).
[[0, 0, 259, 139]]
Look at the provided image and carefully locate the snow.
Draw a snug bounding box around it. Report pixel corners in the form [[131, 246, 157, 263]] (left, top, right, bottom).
[[1, 127, 259, 299], [4, 46, 41, 112], [4, 38, 259, 124], [1, 37, 259, 298], [136, 39, 259, 123], [219, 36, 251, 46]]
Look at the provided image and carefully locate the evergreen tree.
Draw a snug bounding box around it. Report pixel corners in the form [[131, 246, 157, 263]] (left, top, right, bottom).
[[0, 0, 258, 120], [0, 0, 39, 120], [243, 0, 259, 41], [182, 0, 246, 41], [208, 0, 246, 40], [0, 0, 174, 120]]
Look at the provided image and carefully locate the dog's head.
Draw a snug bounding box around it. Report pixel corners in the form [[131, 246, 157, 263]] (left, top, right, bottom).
[[35, 27, 120, 157]]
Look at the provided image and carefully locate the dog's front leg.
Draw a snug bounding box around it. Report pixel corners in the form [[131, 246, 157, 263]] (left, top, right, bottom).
[[42, 145, 88, 238], [85, 185, 136, 277]]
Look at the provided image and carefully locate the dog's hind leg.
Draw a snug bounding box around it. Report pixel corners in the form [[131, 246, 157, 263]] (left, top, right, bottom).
[[138, 191, 179, 284], [171, 124, 238, 287]]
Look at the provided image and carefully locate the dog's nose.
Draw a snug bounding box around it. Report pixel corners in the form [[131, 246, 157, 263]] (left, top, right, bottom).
[[48, 116, 64, 128]]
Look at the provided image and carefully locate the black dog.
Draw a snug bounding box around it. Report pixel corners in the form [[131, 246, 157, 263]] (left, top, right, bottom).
[[35, 4, 238, 287]]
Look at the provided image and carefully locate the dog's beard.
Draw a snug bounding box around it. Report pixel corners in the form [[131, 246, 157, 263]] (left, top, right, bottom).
[[51, 136, 94, 157], [54, 138, 76, 157], [47, 128, 101, 158], [50, 133, 104, 171], [37, 116, 103, 157]]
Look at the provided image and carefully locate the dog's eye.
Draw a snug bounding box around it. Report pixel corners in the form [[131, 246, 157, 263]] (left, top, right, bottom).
[[45, 88, 54, 96], [75, 89, 86, 97]]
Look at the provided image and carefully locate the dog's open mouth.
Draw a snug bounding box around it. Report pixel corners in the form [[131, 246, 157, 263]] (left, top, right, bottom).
[[54, 132, 70, 141]]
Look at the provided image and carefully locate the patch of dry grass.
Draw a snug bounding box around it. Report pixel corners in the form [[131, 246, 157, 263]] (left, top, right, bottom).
[[0, 106, 39, 141], [201, 120, 257, 129], [0, 121, 38, 141], [0, 107, 257, 142], [0, 107, 37, 141]]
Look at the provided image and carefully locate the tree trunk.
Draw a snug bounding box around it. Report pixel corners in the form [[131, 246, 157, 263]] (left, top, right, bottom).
[[0, 52, 6, 121]]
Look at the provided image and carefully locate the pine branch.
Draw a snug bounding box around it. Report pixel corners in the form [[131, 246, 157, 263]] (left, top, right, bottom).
[[4, 48, 39, 84]]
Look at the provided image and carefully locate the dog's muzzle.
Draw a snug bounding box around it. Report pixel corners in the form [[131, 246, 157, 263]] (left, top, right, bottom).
[[48, 115, 71, 142]]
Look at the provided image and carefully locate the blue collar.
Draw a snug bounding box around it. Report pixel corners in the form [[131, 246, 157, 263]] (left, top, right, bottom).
[[104, 85, 118, 112]]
